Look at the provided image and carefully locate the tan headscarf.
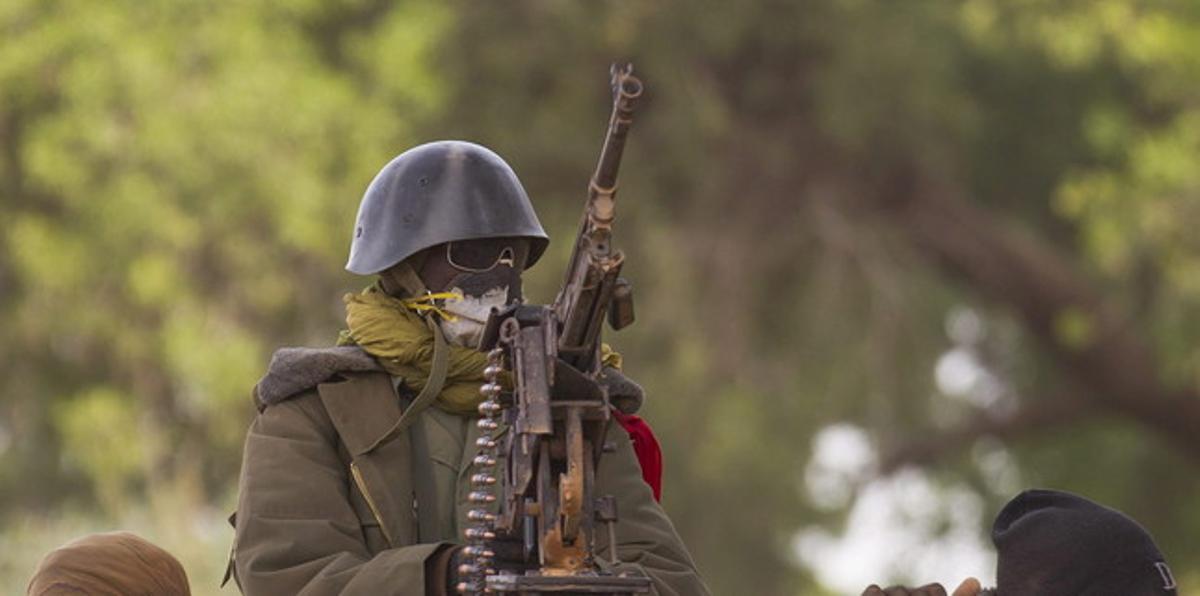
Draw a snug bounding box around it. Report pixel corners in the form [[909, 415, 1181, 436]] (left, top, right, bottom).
[[26, 531, 190, 596]]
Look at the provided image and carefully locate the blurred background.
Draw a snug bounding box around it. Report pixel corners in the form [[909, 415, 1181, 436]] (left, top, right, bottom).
[[3, 1, 1200, 594]]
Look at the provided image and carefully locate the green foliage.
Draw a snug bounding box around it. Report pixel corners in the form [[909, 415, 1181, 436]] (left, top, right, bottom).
[[54, 387, 146, 509], [4, 1, 1200, 594], [0, 1, 445, 590]]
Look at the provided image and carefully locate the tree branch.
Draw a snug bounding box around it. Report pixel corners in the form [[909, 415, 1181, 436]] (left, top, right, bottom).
[[866, 173, 1200, 461], [879, 397, 1091, 474]]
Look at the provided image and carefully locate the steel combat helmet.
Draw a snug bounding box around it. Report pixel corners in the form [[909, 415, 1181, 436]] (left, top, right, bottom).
[[346, 141, 550, 275]]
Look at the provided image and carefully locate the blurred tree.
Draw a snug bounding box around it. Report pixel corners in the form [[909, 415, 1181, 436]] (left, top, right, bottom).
[[0, 0, 445, 529], [3, 0, 1200, 594]]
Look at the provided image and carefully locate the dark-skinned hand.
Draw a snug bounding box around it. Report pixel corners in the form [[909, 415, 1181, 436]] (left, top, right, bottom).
[[862, 577, 982, 596]]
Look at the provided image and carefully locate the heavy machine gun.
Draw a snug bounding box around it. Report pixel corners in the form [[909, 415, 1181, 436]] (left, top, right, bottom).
[[457, 64, 651, 595]]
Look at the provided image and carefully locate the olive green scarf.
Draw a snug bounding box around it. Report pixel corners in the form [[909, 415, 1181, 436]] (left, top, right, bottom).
[[337, 284, 624, 417], [337, 284, 492, 415]]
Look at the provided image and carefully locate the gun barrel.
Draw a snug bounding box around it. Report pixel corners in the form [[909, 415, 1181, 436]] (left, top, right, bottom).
[[556, 65, 643, 371], [592, 66, 643, 193]]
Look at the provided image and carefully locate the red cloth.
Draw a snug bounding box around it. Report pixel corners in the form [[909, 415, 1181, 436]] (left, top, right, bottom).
[[612, 410, 663, 502]]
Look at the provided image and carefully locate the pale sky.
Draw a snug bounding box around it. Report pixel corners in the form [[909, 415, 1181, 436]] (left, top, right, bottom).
[[796, 326, 1014, 593]]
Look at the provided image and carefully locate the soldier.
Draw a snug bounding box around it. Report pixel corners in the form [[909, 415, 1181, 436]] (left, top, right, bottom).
[[229, 141, 709, 595], [988, 489, 1176, 595], [861, 580, 981, 596], [860, 488, 1178, 596]]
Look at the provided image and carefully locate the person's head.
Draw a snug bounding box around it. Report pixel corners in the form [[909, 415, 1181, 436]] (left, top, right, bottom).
[[27, 531, 190, 595], [992, 489, 1177, 596], [347, 141, 549, 344]]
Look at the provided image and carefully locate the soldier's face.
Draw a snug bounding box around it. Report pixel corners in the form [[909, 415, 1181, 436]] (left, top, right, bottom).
[[416, 237, 530, 348], [417, 237, 531, 299]]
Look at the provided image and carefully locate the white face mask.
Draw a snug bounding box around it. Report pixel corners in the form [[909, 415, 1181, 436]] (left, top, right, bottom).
[[438, 285, 509, 348]]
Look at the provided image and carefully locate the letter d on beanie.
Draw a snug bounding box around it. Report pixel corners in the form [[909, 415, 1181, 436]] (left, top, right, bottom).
[[991, 489, 1176, 596]]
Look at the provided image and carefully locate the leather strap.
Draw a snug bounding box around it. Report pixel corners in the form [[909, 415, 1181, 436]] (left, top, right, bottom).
[[361, 317, 450, 455]]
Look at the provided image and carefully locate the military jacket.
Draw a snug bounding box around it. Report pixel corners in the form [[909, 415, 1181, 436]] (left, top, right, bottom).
[[231, 370, 709, 595]]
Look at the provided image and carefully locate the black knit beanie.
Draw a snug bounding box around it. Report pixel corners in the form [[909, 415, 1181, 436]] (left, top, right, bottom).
[[991, 489, 1177, 596]]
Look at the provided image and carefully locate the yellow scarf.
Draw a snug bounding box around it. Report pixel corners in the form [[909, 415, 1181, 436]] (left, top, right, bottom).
[[337, 284, 625, 416], [337, 284, 493, 415]]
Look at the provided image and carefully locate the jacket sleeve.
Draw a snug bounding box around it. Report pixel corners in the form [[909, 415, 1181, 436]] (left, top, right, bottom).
[[596, 420, 712, 596], [232, 391, 448, 595]]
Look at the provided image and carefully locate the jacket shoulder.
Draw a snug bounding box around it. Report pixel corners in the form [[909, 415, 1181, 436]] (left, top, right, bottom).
[[253, 346, 383, 409], [248, 370, 399, 458]]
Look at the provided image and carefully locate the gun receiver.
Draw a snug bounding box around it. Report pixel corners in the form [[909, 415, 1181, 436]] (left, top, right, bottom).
[[464, 64, 650, 596]]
